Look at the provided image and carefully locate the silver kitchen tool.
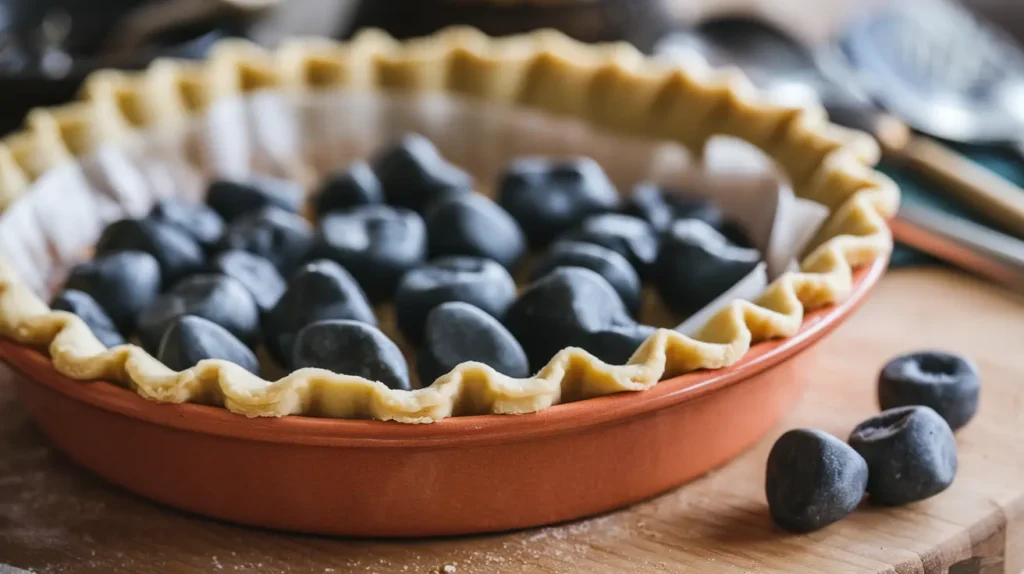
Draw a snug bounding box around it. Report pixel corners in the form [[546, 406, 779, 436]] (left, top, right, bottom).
[[837, 0, 1024, 158], [894, 203, 1024, 290]]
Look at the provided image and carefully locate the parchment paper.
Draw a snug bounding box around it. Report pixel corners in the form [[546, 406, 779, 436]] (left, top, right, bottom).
[[0, 90, 830, 330]]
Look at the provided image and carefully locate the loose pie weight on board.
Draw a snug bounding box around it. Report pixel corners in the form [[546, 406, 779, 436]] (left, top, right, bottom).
[[0, 28, 897, 424]]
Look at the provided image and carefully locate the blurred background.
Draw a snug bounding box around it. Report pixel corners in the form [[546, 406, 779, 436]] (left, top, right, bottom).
[[1, 0, 1020, 133], [3, 0, 1024, 280]]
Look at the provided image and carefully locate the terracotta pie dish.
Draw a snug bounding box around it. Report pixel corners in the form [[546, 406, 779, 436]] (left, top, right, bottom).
[[0, 28, 897, 536]]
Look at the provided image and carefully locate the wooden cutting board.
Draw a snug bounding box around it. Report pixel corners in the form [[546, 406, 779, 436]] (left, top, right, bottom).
[[0, 267, 1022, 574]]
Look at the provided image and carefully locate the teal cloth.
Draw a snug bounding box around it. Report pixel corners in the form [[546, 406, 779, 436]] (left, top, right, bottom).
[[881, 142, 1024, 268]]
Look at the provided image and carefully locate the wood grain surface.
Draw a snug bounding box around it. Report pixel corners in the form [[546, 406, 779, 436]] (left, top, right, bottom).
[[0, 267, 1022, 574]]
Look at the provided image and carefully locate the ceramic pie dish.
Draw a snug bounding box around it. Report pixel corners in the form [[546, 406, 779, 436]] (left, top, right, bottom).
[[0, 27, 897, 536]]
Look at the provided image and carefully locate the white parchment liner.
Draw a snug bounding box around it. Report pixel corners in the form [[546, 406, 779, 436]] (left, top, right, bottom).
[[0, 90, 828, 360]]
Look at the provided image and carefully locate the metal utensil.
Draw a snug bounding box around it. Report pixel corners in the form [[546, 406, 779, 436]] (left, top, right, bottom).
[[893, 203, 1024, 290], [837, 0, 1024, 159], [655, 18, 1024, 287]]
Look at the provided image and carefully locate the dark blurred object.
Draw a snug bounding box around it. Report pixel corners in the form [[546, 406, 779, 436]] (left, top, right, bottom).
[[0, 0, 274, 136], [658, 18, 874, 120], [965, 0, 1024, 47], [343, 0, 671, 53], [656, 18, 910, 156]]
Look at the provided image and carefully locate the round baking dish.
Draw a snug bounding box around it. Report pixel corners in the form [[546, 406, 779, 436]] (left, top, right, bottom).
[[1, 256, 884, 537], [0, 28, 898, 536]]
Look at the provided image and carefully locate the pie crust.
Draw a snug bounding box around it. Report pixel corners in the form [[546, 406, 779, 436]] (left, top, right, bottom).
[[0, 28, 898, 422]]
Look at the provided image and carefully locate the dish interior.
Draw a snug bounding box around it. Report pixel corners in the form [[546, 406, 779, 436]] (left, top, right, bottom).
[[0, 88, 858, 420]]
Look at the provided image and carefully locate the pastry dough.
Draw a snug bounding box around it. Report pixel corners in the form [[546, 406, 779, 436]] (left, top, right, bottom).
[[0, 28, 897, 422]]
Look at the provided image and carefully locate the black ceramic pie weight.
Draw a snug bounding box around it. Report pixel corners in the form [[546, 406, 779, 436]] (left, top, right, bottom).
[[343, 0, 672, 53]]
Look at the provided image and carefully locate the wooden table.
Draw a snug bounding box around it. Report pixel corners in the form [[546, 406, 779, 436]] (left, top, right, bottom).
[[0, 267, 1022, 574]]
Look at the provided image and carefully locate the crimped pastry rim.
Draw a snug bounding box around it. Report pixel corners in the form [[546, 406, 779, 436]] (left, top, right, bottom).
[[0, 255, 886, 446], [0, 27, 899, 423]]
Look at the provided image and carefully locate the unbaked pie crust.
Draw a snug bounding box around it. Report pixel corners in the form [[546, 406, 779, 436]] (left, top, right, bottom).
[[0, 28, 897, 422]]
